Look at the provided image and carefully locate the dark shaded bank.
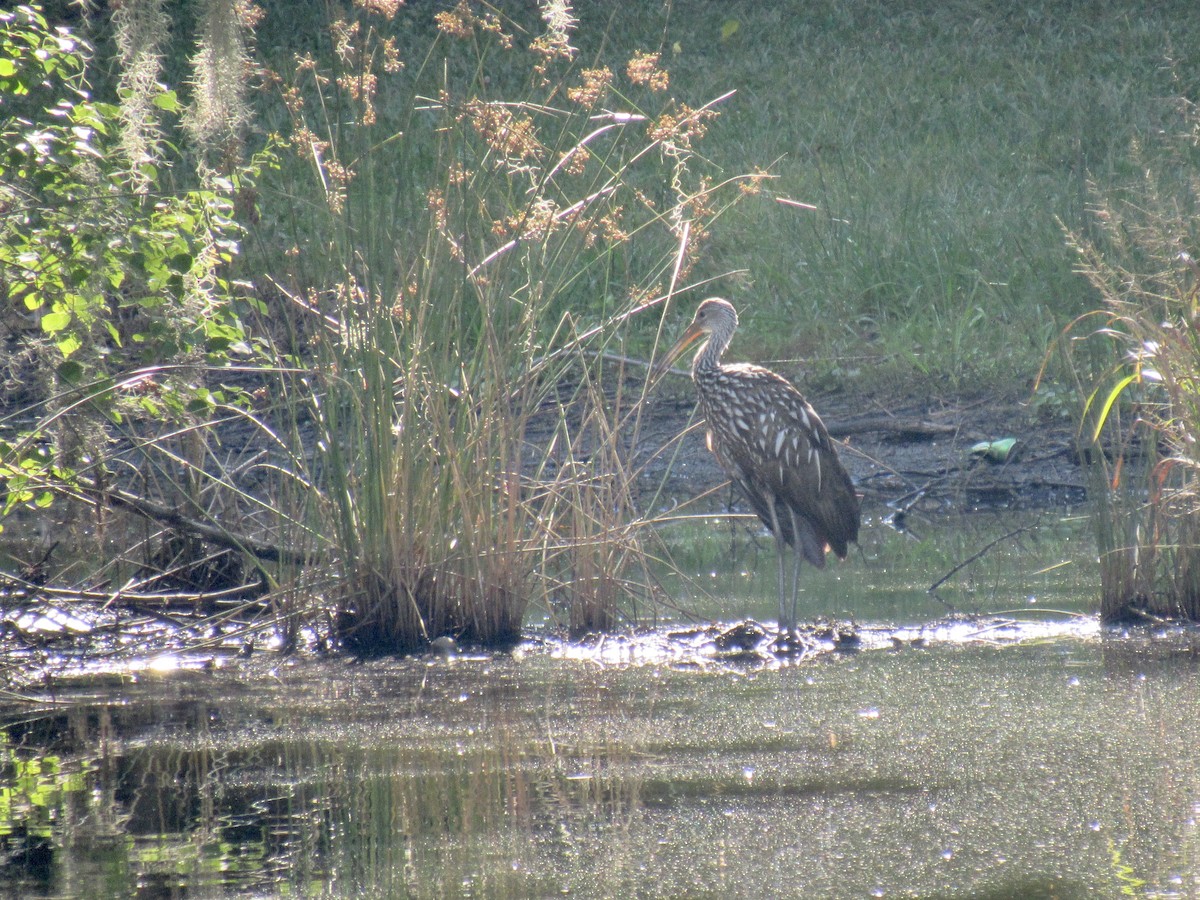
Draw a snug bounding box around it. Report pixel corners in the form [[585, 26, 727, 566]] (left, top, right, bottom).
[[526, 376, 1086, 519]]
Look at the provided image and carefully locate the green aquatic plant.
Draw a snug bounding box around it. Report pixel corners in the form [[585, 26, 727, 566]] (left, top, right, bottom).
[[1061, 84, 1200, 622]]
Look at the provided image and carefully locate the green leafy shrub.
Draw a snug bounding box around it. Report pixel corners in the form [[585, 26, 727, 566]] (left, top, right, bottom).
[[0, 4, 253, 518]]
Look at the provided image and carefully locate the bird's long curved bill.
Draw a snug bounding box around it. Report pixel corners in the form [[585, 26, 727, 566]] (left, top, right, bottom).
[[652, 323, 705, 379]]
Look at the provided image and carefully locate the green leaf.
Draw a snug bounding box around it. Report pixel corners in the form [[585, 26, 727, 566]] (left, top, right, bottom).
[[57, 358, 84, 383], [55, 333, 81, 357], [720, 19, 740, 41], [0, 60, 16, 78], [187, 389, 214, 413], [40, 309, 71, 332], [969, 437, 1019, 463], [152, 89, 181, 112], [1091, 373, 1139, 444]]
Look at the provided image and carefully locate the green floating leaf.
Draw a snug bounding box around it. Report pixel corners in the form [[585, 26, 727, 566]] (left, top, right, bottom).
[[970, 437, 1019, 463], [721, 19, 740, 41]]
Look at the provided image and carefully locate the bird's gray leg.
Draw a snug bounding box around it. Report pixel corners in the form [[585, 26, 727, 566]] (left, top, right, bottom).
[[765, 497, 788, 635], [777, 530, 792, 636], [788, 508, 803, 634]]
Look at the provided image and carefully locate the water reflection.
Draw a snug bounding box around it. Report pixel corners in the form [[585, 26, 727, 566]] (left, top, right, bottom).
[[1, 636, 1200, 898], [4, 515, 1200, 898], [662, 510, 1099, 624]]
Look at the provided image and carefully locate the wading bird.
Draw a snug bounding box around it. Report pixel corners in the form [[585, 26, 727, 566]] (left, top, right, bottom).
[[654, 298, 860, 637]]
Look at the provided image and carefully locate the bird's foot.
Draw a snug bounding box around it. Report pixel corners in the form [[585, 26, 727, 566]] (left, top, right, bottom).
[[810, 620, 861, 650], [771, 621, 861, 656], [769, 628, 814, 656]]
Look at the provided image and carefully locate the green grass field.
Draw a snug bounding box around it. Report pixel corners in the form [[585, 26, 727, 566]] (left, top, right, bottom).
[[599, 0, 1196, 391], [244, 0, 1198, 397]]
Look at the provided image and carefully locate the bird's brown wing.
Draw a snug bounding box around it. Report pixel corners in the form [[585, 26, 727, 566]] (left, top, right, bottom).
[[703, 367, 860, 561]]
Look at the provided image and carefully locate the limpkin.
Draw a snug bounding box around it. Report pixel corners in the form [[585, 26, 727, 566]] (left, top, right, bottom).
[[655, 298, 860, 636]]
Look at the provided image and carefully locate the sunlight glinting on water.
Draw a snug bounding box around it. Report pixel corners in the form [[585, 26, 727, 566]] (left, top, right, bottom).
[[546, 613, 1102, 669]]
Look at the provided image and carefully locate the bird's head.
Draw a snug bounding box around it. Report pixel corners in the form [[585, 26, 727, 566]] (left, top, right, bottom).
[[652, 297, 738, 377]]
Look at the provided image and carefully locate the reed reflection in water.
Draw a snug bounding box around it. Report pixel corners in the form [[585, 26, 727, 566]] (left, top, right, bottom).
[[2, 637, 1200, 897]]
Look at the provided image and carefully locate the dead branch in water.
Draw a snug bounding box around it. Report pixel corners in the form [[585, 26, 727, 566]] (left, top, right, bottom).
[[928, 525, 1032, 593], [71, 476, 322, 566]]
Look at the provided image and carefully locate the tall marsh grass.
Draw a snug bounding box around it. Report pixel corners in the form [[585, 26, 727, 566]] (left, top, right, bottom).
[[1062, 90, 1200, 622], [252, 2, 755, 650], [0, 1, 755, 656]]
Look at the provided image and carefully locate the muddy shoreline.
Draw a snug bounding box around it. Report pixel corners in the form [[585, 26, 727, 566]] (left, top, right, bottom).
[[527, 374, 1087, 522]]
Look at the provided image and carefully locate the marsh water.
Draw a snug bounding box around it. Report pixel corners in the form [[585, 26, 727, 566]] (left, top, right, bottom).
[[4, 512, 1200, 898]]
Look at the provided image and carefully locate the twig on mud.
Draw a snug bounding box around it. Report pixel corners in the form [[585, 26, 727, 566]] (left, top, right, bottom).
[[74, 477, 321, 565], [927, 525, 1032, 593], [0, 570, 263, 608]]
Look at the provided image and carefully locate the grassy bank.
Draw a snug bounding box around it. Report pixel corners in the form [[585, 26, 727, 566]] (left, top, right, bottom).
[[644, 0, 1190, 391]]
